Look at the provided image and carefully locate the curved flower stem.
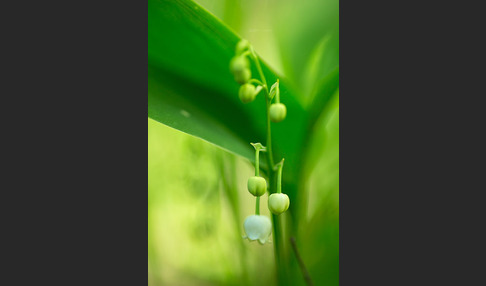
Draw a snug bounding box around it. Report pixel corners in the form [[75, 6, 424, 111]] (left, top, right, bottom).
[[249, 78, 264, 86], [276, 159, 284, 194], [250, 47, 274, 168], [255, 147, 260, 177], [290, 237, 313, 286], [250, 46, 288, 286]]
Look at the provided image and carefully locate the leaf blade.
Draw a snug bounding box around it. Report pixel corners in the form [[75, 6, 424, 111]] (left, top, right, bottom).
[[148, 0, 308, 177]]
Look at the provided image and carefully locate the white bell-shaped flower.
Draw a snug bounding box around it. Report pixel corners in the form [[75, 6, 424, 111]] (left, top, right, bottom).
[[243, 215, 272, 244]]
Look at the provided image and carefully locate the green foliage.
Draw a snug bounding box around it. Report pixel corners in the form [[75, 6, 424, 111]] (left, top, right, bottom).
[[148, 0, 339, 285], [273, 0, 339, 104], [148, 0, 309, 183]]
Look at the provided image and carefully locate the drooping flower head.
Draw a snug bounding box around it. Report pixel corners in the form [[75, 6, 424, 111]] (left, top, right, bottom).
[[243, 215, 272, 245]]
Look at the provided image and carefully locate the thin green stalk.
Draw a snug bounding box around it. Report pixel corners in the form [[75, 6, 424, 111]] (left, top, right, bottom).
[[250, 47, 288, 286], [276, 159, 284, 193], [249, 78, 263, 86], [250, 47, 267, 89], [265, 97, 275, 167], [254, 145, 261, 216], [290, 237, 313, 286], [250, 47, 274, 167], [275, 79, 280, 103], [255, 147, 260, 176]]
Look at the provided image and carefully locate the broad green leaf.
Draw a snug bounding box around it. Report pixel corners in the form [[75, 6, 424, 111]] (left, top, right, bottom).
[[291, 93, 339, 286], [308, 67, 339, 128], [148, 0, 308, 183], [273, 0, 339, 102], [304, 105, 339, 286]]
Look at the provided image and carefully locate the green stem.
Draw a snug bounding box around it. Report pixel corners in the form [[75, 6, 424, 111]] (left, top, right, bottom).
[[255, 197, 260, 215], [250, 47, 288, 285], [275, 79, 280, 103], [290, 237, 313, 286], [241, 50, 251, 58], [250, 47, 275, 168], [265, 97, 275, 167], [249, 78, 263, 86], [250, 47, 267, 89], [276, 159, 284, 193], [255, 148, 260, 176]]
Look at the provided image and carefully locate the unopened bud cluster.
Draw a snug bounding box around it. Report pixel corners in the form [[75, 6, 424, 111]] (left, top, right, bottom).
[[230, 39, 290, 245]]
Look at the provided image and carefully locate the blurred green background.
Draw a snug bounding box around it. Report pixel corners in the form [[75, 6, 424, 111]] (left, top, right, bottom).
[[148, 0, 338, 285]]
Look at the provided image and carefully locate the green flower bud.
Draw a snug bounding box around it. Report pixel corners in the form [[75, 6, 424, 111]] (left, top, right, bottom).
[[268, 193, 290, 215], [236, 39, 250, 54], [269, 103, 287, 123], [233, 68, 251, 85], [230, 56, 249, 75], [247, 176, 266, 197], [243, 215, 272, 244], [239, 84, 257, 103]]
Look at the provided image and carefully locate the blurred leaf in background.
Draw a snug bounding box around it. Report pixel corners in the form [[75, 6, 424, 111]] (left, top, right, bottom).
[[148, 118, 276, 285]]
